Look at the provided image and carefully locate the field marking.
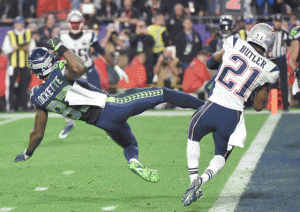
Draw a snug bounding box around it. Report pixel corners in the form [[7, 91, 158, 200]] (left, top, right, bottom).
[[0, 208, 14, 211], [62, 171, 74, 174], [0, 109, 295, 119], [0, 118, 19, 126], [208, 113, 282, 212], [34, 187, 48, 191], [102, 206, 117, 211]]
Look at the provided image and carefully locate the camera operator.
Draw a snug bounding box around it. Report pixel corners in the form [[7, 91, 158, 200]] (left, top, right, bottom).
[[153, 47, 180, 88]]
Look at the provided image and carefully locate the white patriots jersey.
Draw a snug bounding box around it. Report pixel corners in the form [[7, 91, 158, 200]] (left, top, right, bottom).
[[209, 36, 280, 111], [58, 30, 98, 68]]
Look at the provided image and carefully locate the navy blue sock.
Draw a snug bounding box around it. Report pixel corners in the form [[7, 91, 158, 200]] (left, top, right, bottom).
[[163, 88, 205, 110], [124, 145, 139, 161]]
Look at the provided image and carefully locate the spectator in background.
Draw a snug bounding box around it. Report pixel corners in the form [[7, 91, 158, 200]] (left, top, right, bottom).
[[37, 14, 57, 47], [166, 3, 185, 45], [117, 53, 148, 90], [181, 0, 208, 17], [36, 0, 72, 20], [2, 16, 36, 112], [153, 47, 180, 88], [251, 0, 276, 16], [101, 23, 129, 85], [80, 0, 96, 26], [94, 0, 119, 25], [175, 17, 202, 76], [232, 16, 245, 36], [269, 13, 290, 111], [142, 0, 168, 25], [236, 16, 255, 40], [27, 23, 41, 46], [0, 0, 20, 25], [209, 15, 234, 52], [129, 20, 155, 84], [147, 13, 170, 65], [0, 49, 8, 111], [22, 0, 38, 23], [115, 0, 139, 33], [182, 49, 211, 100]]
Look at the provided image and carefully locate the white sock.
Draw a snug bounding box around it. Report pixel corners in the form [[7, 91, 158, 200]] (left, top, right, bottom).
[[65, 118, 75, 126], [201, 155, 225, 185], [187, 139, 200, 184]]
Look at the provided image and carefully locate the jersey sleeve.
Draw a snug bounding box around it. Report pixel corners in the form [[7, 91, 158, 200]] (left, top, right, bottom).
[[266, 66, 280, 84], [30, 85, 42, 109]]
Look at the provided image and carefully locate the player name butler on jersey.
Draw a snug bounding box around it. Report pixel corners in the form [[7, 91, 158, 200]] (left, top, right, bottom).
[[58, 30, 98, 68], [209, 36, 280, 111]]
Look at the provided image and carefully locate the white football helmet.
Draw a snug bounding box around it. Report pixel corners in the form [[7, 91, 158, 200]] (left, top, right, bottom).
[[67, 10, 84, 34], [247, 23, 276, 56]]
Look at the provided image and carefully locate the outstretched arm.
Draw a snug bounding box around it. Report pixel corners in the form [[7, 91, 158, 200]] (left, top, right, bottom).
[[47, 37, 87, 81], [15, 108, 48, 162]]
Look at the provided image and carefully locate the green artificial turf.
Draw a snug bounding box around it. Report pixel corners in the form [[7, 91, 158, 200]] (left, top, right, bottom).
[[0, 112, 268, 212]]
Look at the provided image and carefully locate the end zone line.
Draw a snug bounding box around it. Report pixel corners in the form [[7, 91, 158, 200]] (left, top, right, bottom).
[[209, 113, 282, 212]]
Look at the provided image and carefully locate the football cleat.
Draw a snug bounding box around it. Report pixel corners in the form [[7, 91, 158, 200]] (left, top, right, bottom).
[[128, 159, 159, 183], [182, 176, 203, 206], [59, 122, 75, 139]]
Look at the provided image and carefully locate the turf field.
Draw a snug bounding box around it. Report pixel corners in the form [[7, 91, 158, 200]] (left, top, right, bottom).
[[0, 110, 268, 212]]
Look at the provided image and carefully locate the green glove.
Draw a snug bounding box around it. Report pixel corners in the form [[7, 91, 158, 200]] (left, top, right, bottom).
[[47, 37, 63, 51]]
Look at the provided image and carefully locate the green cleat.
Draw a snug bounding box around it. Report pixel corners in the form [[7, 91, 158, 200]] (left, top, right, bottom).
[[128, 160, 159, 183]]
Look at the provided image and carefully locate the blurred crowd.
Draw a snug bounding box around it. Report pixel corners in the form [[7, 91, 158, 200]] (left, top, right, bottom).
[[0, 0, 299, 112]]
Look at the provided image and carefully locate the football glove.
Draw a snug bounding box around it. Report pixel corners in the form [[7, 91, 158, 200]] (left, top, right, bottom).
[[114, 65, 129, 83], [15, 150, 30, 162], [47, 37, 63, 51]]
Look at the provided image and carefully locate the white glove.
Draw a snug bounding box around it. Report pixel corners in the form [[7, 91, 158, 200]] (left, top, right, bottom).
[[152, 74, 158, 83], [114, 65, 129, 83]]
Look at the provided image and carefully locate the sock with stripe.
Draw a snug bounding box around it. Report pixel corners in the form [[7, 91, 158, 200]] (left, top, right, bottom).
[[187, 139, 200, 184], [201, 155, 225, 185]]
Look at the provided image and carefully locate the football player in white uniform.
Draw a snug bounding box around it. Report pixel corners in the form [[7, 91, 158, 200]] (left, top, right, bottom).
[[57, 10, 129, 139], [181, 23, 280, 206]]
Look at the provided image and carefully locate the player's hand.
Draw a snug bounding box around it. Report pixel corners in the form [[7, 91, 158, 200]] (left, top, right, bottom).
[[47, 37, 63, 51], [15, 151, 30, 162], [114, 65, 129, 83]]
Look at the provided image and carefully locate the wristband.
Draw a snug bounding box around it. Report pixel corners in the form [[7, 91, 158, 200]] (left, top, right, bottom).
[[57, 45, 68, 56]]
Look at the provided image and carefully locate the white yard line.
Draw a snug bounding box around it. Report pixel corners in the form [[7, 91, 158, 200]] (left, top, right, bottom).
[[62, 171, 74, 174], [0, 208, 14, 211], [0, 109, 294, 119], [34, 187, 48, 191], [208, 113, 282, 212], [102, 206, 117, 211], [0, 118, 19, 126]]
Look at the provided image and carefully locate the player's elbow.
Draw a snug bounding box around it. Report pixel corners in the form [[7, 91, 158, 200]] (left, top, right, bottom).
[[74, 63, 87, 75]]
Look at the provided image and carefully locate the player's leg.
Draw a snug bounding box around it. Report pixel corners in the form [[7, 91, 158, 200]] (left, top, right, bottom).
[[105, 122, 159, 183], [182, 102, 239, 206], [109, 87, 205, 119], [182, 102, 214, 206], [59, 118, 75, 139]]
